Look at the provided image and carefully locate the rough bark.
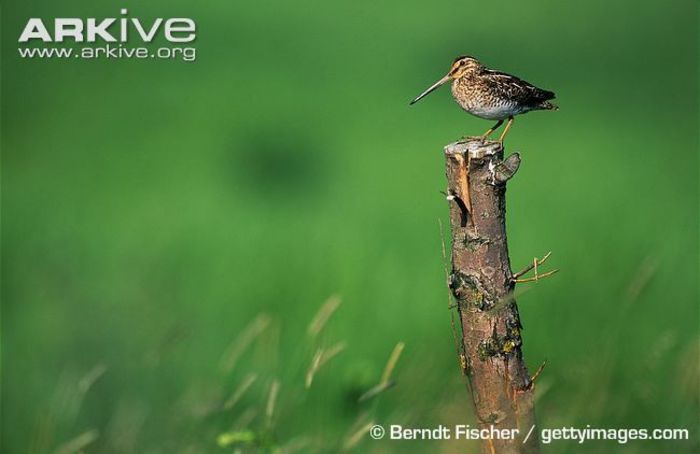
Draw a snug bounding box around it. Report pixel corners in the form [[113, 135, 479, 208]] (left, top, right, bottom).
[[444, 139, 538, 454]]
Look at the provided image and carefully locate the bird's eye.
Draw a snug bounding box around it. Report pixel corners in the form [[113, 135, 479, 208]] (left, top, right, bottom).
[[459, 60, 465, 66]]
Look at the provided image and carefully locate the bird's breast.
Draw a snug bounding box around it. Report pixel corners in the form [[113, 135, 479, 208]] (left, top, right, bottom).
[[451, 79, 524, 120]]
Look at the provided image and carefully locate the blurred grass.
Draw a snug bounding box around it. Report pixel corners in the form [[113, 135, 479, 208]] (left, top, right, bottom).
[[2, 0, 698, 452]]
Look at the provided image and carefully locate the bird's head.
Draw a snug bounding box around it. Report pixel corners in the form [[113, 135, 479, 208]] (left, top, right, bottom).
[[447, 56, 481, 78], [410, 56, 481, 105]]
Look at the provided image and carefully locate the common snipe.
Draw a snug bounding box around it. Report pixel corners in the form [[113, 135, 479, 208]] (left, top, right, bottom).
[[410, 56, 557, 142]]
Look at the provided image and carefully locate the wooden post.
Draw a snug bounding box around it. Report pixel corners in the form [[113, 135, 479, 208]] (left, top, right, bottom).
[[444, 139, 539, 454]]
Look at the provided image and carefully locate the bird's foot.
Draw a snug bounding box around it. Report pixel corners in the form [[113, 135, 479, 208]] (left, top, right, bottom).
[[457, 135, 489, 144], [479, 136, 503, 146], [479, 132, 504, 144]]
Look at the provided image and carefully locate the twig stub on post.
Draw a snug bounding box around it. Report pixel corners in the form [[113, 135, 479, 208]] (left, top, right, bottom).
[[444, 139, 538, 454]]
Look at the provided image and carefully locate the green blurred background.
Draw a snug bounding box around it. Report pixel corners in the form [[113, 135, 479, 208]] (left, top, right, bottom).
[[2, 0, 698, 452]]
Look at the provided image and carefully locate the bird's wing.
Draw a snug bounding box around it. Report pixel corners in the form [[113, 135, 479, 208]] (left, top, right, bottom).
[[484, 70, 555, 104]]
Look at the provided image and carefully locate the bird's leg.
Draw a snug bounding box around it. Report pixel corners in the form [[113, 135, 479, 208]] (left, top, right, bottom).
[[479, 120, 504, 141], [497, 117, 514, 143]]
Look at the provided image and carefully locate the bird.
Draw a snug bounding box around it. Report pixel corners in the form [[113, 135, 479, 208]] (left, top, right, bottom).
[[410, 56, 557, 142]]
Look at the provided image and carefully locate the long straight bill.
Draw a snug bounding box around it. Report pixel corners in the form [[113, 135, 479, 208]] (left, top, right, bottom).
[[410, 75, 450, 105]]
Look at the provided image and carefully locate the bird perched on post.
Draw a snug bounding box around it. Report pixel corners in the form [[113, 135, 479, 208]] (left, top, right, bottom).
[[410, 56, 557, 142]]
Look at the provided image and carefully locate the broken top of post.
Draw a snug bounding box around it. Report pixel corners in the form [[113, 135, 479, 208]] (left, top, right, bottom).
[[445, 139, 502, 160]]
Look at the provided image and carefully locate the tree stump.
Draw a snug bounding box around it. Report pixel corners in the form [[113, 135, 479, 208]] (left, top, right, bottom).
[[444, 139, 538, 454]]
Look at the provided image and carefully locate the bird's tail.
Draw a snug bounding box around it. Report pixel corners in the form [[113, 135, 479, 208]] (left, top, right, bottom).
[[540, 101, 558, 111]]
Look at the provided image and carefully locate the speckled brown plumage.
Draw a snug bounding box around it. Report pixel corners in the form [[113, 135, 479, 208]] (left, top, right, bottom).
[[411, 56, 557, 142]]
